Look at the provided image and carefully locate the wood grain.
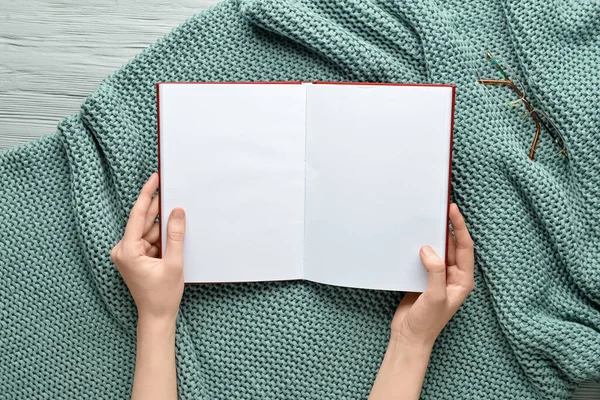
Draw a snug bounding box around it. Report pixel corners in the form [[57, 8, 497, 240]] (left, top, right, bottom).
[[0, 2, 598, 398], [0, 0, 219, 149]]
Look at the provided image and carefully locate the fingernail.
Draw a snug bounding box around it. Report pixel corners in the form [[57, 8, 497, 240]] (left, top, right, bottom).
[[421, 246, 433, 255], [172, 208, 185, 220]]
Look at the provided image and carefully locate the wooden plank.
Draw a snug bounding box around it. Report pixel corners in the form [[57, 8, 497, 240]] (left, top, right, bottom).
[[0, 0, 219, 149]]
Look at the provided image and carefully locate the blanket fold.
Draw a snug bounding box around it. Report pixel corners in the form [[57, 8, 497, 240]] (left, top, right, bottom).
[[1, 0, 598, 399]]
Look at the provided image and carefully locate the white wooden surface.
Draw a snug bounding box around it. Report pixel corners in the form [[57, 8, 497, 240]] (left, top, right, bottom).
[[0, 0, 219, 149], [0, 1, 598, 397]]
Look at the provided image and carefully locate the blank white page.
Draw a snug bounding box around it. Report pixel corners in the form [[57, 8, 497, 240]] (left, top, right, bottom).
[[159, 83, 306, 283], [303, 83, 454, 292]]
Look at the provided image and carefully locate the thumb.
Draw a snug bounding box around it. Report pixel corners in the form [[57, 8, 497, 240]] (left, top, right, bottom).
[[164, 208, 186, 265], [420, 245, 447, 301]]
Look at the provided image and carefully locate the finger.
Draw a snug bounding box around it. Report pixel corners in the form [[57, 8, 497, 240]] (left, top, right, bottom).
[[147, 245, 160, 258], [164, 208, 186, 265], [123, 173, 159, 242], [143, 193, 160, 236], [110, 242, 121, 268], [447, 225, 457, 266], [420, 245, 447, 301], [448, 204, 474, 275], [143, 223, 160, 246]]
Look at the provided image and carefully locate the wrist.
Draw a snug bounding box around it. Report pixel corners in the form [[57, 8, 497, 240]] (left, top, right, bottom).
[[386, 334, 433, 365], [137, 312, 178, 334], [370, 332, 432, 400], [390, 327, 437, 352]]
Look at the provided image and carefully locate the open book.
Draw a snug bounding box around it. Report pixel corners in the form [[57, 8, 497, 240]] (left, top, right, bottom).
[[157, 82, 455, 292]]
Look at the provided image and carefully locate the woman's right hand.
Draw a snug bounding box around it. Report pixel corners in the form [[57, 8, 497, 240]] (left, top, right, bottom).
[[369, 203, 474, 400], [390, 203, 475, 349]]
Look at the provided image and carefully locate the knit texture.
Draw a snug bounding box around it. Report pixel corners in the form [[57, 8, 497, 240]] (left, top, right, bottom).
[[1, 0, 599, 399]]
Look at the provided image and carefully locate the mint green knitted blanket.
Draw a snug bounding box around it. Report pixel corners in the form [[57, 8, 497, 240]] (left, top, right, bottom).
[[1, 0, 599, 399]]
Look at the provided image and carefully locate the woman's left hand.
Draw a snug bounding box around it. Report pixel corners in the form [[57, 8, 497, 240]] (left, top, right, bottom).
[[110, 172, 186, 323]]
